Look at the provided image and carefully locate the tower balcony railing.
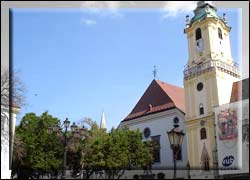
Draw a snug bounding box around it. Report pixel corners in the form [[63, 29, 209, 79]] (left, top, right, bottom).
[[183, 60, 240, 78]]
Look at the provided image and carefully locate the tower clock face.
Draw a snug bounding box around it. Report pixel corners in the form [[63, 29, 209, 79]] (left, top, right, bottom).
[[196, 39, 204, 52]]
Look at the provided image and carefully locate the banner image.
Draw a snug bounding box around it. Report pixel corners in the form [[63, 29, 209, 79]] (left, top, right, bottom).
[[217, 109, 238, 141], [214, 101, 242, 175]]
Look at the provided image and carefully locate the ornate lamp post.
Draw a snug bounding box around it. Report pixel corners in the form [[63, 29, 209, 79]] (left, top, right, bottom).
[[48, 118, 87, 179], [167, 125, 185, 179]]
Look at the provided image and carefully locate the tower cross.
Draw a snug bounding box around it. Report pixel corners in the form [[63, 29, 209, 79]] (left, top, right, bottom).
[[153, 65, 157, 79]]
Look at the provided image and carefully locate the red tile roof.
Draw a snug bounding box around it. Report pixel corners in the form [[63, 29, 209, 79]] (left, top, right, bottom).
[[230, 78, 249, 103], [122, 80, 185, 122]]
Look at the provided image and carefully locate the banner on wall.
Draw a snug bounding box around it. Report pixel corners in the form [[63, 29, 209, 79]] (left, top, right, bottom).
[[214, 101, 242, 175]]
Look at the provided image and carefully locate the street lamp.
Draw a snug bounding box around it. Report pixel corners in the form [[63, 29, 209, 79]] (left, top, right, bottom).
[[167, 125, 185, 179], [48, 118, 88, 179]]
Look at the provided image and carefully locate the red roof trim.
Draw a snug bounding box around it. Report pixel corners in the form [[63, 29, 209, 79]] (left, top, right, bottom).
[[122, 102, 176, 122]]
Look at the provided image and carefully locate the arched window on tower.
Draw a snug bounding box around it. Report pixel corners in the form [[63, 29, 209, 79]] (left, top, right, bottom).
[[196, 28, 202, 40], [200, 128, 207, 140], [218, 28, 223, 39], [199, 104, 204, 115]]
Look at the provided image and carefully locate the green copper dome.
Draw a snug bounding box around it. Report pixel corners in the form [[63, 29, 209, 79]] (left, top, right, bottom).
[[189, 1, 222, 26]]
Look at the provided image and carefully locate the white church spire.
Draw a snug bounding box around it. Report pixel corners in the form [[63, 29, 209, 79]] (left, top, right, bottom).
[[100, 111, 106, 129]]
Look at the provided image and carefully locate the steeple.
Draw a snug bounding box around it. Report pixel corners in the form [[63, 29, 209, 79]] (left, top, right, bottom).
[[183, 2, 241, 173], [100, 111, 106, 129]]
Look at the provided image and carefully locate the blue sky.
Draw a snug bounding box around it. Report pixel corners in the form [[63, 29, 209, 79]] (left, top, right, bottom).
[[12, 6, 240, 131]]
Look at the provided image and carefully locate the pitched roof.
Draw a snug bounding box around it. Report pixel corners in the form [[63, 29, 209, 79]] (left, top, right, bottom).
[[230, 78, 249, 103], [122, 80, 185, 122]]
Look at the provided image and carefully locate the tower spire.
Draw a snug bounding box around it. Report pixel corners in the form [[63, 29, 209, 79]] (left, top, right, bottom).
[[100, 111, 106, 129]]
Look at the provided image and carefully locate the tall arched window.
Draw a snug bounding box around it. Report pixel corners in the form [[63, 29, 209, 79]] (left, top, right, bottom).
[[200, 128, 207, 140], [196, 28, 202, 40], [218, 28, 223, 39], [199, 104, 204, 115]]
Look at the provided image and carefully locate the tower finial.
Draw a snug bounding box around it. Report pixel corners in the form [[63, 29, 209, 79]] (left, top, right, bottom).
[[153, 65, 157, 79], [186, 15, 190, 28], [223, 13, 227, 24], [197, 1, 214, 8], [197, 1, 205, 7]]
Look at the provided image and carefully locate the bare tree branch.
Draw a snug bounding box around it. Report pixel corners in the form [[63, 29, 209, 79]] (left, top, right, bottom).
[[1, 69, 26, 157], [1, 69, 26, 109]]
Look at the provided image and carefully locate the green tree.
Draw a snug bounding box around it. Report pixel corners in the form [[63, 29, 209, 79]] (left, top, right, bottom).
[[79, 120, 107, 179], [104, 127, 154, 179], [13, 111, 64, 178], [11, 134, 27, 178], [79, 125, 154, 179], [13, 114, 154, 179], [104, 127, 130, 179]]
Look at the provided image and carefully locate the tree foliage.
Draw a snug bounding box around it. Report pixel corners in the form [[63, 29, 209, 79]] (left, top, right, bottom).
[[13, 114, 154, 179], [13, 111, 64, 178], [105, 127, 154, 179], [80, 126, 154, 179], [12, 134, 26, 167]]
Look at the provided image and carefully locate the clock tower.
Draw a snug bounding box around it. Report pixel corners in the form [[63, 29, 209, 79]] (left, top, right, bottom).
[[183, 1, 240, 178]]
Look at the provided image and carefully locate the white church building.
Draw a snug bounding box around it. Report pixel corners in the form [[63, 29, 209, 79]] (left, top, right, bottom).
[[119, 79, 189, 179]]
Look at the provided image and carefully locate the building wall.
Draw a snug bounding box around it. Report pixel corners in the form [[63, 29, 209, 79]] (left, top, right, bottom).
[[1, 106, 19, 179], [184, 69, 218, 169], [184, 70, 219, 120], [120, 108, 188, 178]]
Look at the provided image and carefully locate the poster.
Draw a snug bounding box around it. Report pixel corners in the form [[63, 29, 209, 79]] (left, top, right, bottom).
[[214, 101, 242, 175]]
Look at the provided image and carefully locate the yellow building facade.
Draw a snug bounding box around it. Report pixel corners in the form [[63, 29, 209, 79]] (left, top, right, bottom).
[[183, 1, 240, 176]]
